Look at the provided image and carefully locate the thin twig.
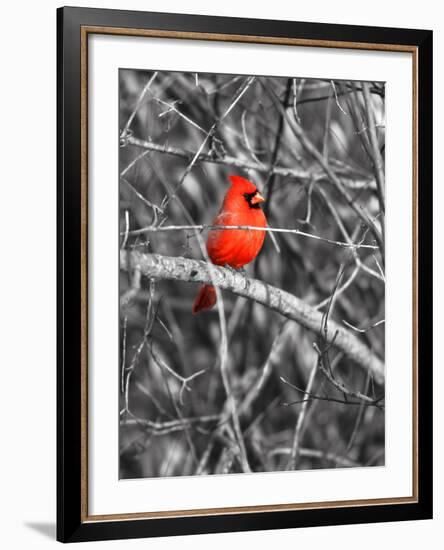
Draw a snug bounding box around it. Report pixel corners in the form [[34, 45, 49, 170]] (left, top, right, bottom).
[[165, 76, 256, 207], [154, 96, 208, 135], [292, 78, 302, 123], [323, 86, 334, 160], [280, 376, 382, 408], [261, 79, 384, 255], [241, 110, 265, 166], [120, 150, 152, 178], [120, 177, 164, 226], [149, 343, 206, 406], [287, 357, 318, 469], [373, 254, 385, 281], [362, 81, 385, 210], [142, 155, 251, 473], [121, 414, 221, 435], [313, 343, 384, 409], [125, 135, 374, 190], [269, 447, 360, 468], [123, 289, 155, 413], [314, 265, 360, 310], [121, 224, 379, 250], [331, 80, 349, 116], [343, 318, 385, 333], [121, 210, 130, 249], [345, 369, 371, 455], [240, 321, 290, 414], [120, 316, 128, 394], [121, 71, 158, 138]]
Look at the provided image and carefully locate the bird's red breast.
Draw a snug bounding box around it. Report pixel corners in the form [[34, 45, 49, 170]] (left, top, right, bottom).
[[192, 175, 267, 314], [207, 175, 267, 268]]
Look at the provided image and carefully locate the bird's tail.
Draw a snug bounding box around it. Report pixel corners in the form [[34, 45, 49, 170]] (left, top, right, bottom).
[[192, 284, 217, 315]]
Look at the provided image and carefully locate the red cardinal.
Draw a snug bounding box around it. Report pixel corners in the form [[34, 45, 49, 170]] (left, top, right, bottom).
[[192, 175, 267, 314]]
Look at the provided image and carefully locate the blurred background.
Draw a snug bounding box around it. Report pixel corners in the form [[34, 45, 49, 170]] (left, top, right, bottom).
[[118, 69, 385, 479]]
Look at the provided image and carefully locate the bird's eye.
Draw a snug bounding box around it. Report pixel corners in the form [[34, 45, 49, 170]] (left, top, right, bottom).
[[243, 190, 264, 209]]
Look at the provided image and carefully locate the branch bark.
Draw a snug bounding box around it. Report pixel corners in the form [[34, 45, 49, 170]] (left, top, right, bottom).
[[120, 251, 384, 384]]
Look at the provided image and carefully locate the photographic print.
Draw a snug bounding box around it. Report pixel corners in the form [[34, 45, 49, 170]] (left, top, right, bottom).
[[118, 69, 385, 479]]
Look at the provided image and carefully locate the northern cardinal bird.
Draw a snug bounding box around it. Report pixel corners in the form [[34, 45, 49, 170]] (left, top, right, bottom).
[[192, 175, 267, 314]]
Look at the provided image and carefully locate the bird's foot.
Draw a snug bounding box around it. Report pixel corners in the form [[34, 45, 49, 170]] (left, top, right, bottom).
[[224, 265, 247, 276], [223, 264, 236, 274]]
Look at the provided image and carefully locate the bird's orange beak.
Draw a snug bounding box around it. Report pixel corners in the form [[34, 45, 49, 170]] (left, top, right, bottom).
[[251, 192, 265, 205]]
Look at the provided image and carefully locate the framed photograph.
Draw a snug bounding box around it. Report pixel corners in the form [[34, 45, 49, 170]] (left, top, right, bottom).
[[57, 6, 433, 543]]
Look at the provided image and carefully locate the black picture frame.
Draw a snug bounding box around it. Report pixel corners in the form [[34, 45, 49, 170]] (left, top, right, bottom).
[[57, 6, 433, 543]]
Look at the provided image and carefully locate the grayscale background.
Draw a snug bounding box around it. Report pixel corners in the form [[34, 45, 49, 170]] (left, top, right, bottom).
[[118, 69, 385, 479]]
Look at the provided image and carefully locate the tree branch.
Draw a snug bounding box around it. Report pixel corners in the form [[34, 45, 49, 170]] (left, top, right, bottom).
[[125, 135, 374, 190], [120, 251, 384, 384], [261, 79, 385, 255], [122, 223, 379, 250], [362, 82, 385, 210]]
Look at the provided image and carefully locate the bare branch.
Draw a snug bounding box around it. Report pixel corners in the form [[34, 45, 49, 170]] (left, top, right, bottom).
[[143, 153, 251, 473], [362, 81, 385, 209], [331, 80, 349, 116], [280, 376, 381, 408], [125, 135, 375, 190], [149, 343, 206, 406], [120, 149, 151, 178], [121, 71, 158, 139], [269, 446, 360, 468], [313, 343, 384, 409], [165, 76, 256, 207], [343, 318, 385, 333], [121, 414, 221, 435], [122, 223, 379, 250], [261, 79, 385, 255], [120, 250, 384, 384], [120, 177, 164, 219], [120, 316, 128, 394], [287, 357, 318, 470], [240, 321, 290, 414]]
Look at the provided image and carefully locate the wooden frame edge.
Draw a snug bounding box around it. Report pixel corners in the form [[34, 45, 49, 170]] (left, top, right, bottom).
[[82, 25, 418, 53], [77, 23, 422, 527], [84, 496, 418, 523], [80, 25, 89, 522], [412, 47, 419, 502]]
